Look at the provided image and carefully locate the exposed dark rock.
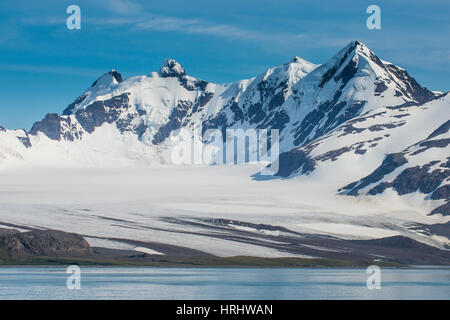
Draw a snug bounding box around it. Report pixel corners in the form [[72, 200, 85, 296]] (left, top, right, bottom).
[[318, 41, 357, 88], [202, 111, 229, 139], [334, 56, 358, 89], [375, 81, 388, 93], [431, 202, 450, 216], [0, 125, 5, 132], [159, 59, 185, 78], [29, 113, 62, 141], [293, 90, 366, 146], [275, 148, 316, 177], [367, 182, 392, 195], [0, 229, 93, 259], [75, 93, 130, 133], [92, 70, 123, 87], [427, 120, 450, 139], [207, 218, 292, 233], [63, 93, 88, 116], [411, 138, 450, 155], [338, 123, 366, 136], [391, 165, 448, 195], [441, 157, 450, 168], [260, 109, 290, 132], [0, 228, 20, 237], [63, 70, 123, 116], [152, 100, 193, 144], [384, 64, 435, 103], [316, 147, 351, 162], [179, 77, 209, 91], [17, 136, 32, 148], [392, 114, 410, 119], [431, 185, 450, 200], [247, 102, 266, 124], [341, 153, 408, 195], [368, 121, 406, 132], [229, 101, 244, 122], [266, 89, 286, 112], [192, 92, 214, 113], [354, 235, 431, 249], [198, 91, 214, 109], [116, 115, 147, 138]]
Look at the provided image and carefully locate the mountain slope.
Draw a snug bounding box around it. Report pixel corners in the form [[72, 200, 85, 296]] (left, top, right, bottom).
[[341, 111, 449, 215], [0, 41, 437, 168], [272, 92, 449, 215]]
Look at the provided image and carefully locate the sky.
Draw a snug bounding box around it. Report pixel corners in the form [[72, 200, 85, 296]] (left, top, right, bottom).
[[0, 0, 449, 130]]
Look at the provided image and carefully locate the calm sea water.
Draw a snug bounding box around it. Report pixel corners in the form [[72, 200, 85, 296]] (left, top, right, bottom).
[[0, 267, 448, 300]]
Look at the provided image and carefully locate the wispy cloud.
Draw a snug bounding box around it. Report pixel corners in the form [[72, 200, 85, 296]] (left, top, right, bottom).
[[133, 16, 277, 41], [19, 10, 315, 47], [106, 0, 143, 15], [0, 63, 106, 77]]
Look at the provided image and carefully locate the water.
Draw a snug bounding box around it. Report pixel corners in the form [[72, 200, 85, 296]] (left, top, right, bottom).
[[0, 267, 448, 300]]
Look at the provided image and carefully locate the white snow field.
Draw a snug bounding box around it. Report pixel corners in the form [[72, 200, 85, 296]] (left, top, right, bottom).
[[0, 41, 448, 258], [0, 164, 448, 257]]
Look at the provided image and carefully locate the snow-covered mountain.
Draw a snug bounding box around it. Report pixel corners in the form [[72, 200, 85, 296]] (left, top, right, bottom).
[[0, 40, 449, 262], [0, 40, 448, 214], [341, 112, 449, 215], [273, 92, 449, 215], [0, 41, 438, 162]]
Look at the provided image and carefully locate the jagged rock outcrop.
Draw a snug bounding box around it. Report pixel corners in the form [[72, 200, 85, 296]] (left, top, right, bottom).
[[0, 229, 93, 260]]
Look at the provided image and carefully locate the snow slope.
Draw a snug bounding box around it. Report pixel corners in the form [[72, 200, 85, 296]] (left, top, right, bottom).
[[0, 40, 448, 256], [0, 41, 436, 168]]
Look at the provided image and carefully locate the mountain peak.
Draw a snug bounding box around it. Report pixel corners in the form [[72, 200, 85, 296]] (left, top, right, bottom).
[[91, 69, 123, 88], [336, 40, 374, 61], [159, 58, 186, 78], [290, 56, 312, 64]]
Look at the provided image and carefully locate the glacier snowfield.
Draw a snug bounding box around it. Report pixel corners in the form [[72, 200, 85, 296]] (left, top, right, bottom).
[[0, 164, 447, 257]]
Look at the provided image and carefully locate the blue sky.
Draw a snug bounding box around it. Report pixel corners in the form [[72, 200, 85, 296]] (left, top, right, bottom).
[[0, 0, 449, 130]]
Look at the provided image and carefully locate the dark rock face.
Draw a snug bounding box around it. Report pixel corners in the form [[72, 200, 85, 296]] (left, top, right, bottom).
[[202, 111, 229, 139], [63, 71, 123, 116], [0, 229, 93, 259], [0, 228, 20, 237], [17, 136, 32, 148], [334, 56, 358, 89], [275, 134, 389, 178], [159, 59, 186, 78], [192, 92, 214, 113], [384, 64, 435, 104], [390, 164, 448, 195], [1, 126, 32, 147], [228, 101, 244, 122], [179, 77, 209, 92], [207, 218, 292, 233], [339, 116, 449, 216], [341, 153, 408, 195], [431, 185, 450, 200], [63, 93, 87, 116], [30, 93, 131, 140], [412, 138, 450, 156], [427, 120, 450, 140], [375, 81, 388, 93], [346, 158, 449, 198], [355, 235, 432, 249], [431, 203, 450, 216], [29, 113, 62, 141], [91, 70, 123, 87], [319, 41, 357, 88], [292, 92, 366, 146], [275, 148, 316, 177], [153, 100, 193, 144], [76, 93, 130, 134]]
